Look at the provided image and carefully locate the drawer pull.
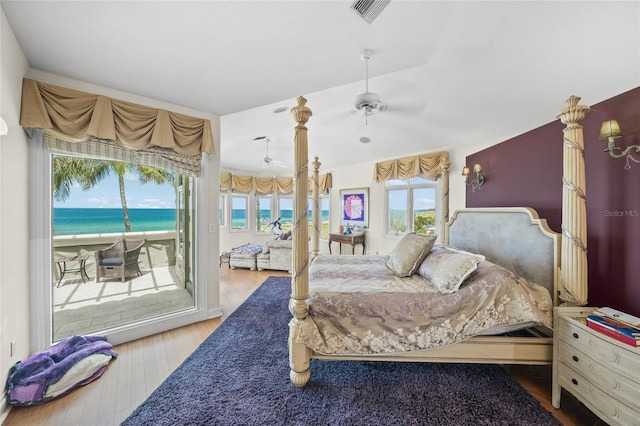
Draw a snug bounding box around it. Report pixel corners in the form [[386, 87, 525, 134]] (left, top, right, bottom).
[[572, 355, 579, 362], [571, 378, 578, 385], [572, 332, 579, 339]]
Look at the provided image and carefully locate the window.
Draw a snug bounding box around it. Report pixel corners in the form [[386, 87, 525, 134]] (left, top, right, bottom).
[[227, 190, 330, 237], [255, 194, 273, 233], [386, 177, 438, 236], [29, 115, 211, 353], [47, 152, 198, 344], [231, 194, 248, 230], [278, 196, 293, 232], [309, 194, 330, 239]]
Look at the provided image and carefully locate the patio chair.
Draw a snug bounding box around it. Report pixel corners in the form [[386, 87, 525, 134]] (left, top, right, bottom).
[[95, 238, 146, 283]]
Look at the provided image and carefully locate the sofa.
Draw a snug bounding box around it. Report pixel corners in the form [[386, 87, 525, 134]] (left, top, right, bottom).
[[257, 239, 292, 272]]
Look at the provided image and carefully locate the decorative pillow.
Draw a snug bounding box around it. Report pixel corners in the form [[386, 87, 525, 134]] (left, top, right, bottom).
[[279, 230, 291, 240], [418, 247, 485, 293], [386, 233, 437, 277]]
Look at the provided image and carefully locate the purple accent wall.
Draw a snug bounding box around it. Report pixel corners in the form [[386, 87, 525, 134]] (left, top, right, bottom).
[[466, 87, 640, 317]]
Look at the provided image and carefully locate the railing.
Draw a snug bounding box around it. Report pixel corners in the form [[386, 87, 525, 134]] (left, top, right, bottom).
[[53, 230, 177, 270]]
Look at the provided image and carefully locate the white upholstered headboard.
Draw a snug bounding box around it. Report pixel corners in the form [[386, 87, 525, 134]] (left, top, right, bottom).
[[444, 207, 560, 305]]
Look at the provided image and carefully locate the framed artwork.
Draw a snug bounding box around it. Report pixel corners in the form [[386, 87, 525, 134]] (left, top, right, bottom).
[[340, 187, 369, 228]]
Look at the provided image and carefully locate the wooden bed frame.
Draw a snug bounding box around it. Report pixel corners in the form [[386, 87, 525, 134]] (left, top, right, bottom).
[[287, 96, 590, 387]]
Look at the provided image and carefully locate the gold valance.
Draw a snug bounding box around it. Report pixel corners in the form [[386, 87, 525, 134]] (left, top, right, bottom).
[[220, 172, 332, 194], [20, 79, 215, 156], [374, 151, 450, 182]]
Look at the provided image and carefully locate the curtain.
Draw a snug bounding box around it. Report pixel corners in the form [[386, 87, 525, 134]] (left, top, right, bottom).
[[374, 151, 450, 181], [45, 135, 202, 177], [20, 79, 214, 156], [220, 172, 332, 194]]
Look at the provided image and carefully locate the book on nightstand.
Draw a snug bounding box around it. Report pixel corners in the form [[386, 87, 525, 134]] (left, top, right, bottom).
[[587, 313, 640, 347], [595, 307, 640, 328]]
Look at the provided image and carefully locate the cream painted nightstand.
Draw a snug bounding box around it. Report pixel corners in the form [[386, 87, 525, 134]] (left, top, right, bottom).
[[552, 306, 640, 425]]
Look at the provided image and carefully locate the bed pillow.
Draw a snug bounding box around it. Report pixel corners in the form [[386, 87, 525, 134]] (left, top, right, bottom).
[[418, 247, 485, 293], [386, 233, 437, 277]]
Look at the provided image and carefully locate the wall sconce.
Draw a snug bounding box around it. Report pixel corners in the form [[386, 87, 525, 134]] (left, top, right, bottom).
[[0, 117, 7, 136], [462, 163, 485, 192], [600, 119, 639, 169]]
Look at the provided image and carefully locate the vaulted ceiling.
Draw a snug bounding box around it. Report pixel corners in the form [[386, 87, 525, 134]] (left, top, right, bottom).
[[3, 1, 639, 175]]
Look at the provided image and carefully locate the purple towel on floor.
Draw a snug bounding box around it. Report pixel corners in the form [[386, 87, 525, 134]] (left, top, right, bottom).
[[6, 335, 117, 405]]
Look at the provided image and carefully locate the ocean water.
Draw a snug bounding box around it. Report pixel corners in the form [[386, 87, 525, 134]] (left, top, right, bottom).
[[53, 208, 176, 236], [54, 208, 329, 235], [233, 209, 329, 228]]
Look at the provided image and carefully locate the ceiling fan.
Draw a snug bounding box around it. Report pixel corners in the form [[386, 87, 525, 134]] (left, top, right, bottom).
[[315, 49, 428, 129], [354, 49, 386, 125], [254, 136, 287, 169]]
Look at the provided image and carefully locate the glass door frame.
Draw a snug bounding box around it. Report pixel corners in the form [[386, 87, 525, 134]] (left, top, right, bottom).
[[28, 135, 209, 352]]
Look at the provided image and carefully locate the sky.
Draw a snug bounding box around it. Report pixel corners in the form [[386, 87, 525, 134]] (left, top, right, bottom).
[[388, 187, 436, 211], [53, 172, 434, 211], [53, 171, 176, 209]]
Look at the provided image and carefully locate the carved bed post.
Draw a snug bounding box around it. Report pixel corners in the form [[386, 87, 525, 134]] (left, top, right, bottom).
[[288, 96, 312, 387], [557, 96, 590, 306], [439, 153, 451, 239], [311, 156, 321, 260]]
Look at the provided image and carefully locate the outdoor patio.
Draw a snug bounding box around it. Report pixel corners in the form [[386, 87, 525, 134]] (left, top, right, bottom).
[[53, 263, 194, 341]]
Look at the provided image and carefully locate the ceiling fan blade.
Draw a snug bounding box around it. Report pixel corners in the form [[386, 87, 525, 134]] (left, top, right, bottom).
[[375, 77, 427, 118]]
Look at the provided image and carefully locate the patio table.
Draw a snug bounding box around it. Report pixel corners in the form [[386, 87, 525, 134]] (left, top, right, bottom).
[[55, 254, 90, 287]]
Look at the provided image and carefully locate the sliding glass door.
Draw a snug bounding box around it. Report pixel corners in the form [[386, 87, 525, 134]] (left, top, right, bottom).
[[29, 133, 208, 352]]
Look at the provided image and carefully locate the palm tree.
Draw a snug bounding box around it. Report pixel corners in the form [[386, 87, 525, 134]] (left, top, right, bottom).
[[53, 157, 175, 232]]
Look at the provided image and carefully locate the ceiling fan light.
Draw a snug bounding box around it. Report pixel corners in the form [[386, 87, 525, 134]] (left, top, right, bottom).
[[355, 91, 383, 113]]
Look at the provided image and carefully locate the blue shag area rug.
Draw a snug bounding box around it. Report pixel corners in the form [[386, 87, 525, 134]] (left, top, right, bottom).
[[123, 276, 561, 426]]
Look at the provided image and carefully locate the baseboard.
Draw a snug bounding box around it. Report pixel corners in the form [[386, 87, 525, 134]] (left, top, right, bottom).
[[208, 306, 222, 319], [0, 391, 12, 424]]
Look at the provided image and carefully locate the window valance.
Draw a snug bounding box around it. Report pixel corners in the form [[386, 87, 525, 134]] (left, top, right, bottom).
[[220, 172, 332, 194], [20, 79, 214, 156], [45, 134, 202, 177], [374, 151, 450, 182]]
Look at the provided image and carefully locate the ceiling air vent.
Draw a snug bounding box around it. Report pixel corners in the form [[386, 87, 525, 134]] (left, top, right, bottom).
[[351, 0, 390, 24]]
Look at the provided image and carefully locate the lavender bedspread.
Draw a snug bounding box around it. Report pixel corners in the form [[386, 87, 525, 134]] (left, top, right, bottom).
[[6, 335, 117, 405], [294, 255, 553, 355]]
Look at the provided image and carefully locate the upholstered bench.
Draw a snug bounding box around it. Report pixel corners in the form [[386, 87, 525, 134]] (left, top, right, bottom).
[[229, 244, 264, 271]]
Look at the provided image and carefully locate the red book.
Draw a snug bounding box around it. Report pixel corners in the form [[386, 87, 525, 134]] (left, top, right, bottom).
[[587, 320, 639, 347], [588, 315, 640, 338]]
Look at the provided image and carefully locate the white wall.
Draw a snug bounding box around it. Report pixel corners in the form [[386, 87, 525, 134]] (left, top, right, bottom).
[[0, 8, 31, 420], [25, 69, 222, 319], [0, 10, 222, 418], [0, 5, 524, 421], [326, 142, 495, 256], [218, 139, 497, 258]]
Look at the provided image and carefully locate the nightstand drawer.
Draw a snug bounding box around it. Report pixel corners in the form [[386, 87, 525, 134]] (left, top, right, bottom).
[[558, 362, 640, 425], [558, 316, 640, 377], [558, 342, 640, 410]]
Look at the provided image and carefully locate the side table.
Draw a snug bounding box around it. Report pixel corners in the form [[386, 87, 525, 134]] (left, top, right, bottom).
[[55, 254, 91, 287], [219, 251, 231, 268], [328, 233, 365, 255], [552, 306, 640, 424]]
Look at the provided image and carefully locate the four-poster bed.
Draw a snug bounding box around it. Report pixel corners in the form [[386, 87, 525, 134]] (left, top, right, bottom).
[[287, 96, 590, 387]]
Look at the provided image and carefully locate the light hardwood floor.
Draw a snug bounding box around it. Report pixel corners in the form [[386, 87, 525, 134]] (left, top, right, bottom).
[[4, 268, 601, 426]]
